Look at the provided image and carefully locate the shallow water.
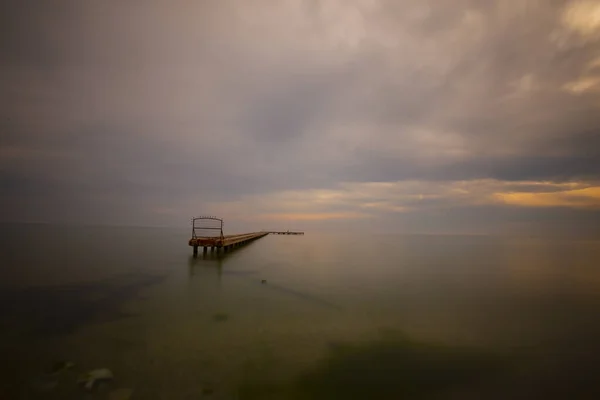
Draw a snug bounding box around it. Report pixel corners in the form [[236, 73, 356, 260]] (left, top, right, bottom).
[[1, 224, 600, 399]]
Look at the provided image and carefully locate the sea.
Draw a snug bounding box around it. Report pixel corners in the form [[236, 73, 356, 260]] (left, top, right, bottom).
[[1, 223, 600, 399]]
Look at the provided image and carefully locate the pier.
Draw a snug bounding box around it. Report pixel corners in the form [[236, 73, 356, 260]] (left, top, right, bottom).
[[188, 217, 303, 257]]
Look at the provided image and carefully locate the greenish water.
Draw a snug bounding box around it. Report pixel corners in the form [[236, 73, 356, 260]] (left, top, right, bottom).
[[1, 224, 600, 399]]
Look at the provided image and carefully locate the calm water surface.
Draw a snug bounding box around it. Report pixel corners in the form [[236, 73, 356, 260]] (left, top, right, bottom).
[[1, 224, 600, 399]]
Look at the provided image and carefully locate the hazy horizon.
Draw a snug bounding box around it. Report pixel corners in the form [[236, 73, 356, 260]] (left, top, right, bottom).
[[2, 221, 599, 240]]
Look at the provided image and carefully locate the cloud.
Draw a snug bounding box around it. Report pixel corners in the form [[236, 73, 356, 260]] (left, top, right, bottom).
[[561, 1, 600, 37], [200, 179, 600, 224], [494, 186, 600, 208], [254, 212, 369, 221], [1, 0, 600, 234]]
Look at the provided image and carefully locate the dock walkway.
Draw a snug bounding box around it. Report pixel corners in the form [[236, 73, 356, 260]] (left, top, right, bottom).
[[188, 216, 304, 257], [189, 232, 268, 255]]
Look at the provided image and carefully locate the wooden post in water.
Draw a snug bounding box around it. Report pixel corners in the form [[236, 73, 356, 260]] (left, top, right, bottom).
[[193, 245, 198, 257]]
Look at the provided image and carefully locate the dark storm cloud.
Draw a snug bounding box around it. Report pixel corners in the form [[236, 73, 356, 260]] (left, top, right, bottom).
[[1, 0, 600, 230], [335, 2, 600, 182], [339, 153, 600, 183], [0, 1, 77, 67]]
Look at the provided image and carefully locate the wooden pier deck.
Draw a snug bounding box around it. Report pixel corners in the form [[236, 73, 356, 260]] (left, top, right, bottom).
[[189, 232, 268, 256], [189, 216, 304, 257]]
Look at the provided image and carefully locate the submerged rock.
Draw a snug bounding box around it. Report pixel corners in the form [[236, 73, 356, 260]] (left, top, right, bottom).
[[47, 360, 75, 375], [212, 312, 229, 322], [77, 368, 114, 390]]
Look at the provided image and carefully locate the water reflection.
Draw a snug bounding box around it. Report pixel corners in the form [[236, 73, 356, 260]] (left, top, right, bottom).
[[187, 252, 228, 280], [187, 243, 262, 279], [4, 227, 600, 399]]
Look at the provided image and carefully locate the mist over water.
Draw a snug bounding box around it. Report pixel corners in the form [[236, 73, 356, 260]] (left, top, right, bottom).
[[1, 223, 600, 399]]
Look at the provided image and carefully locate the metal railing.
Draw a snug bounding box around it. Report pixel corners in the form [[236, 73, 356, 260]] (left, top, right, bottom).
[[191, 216, 224, 242]]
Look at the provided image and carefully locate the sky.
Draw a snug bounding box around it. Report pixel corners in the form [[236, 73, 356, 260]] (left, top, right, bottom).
[[1, 0, 600, 236]]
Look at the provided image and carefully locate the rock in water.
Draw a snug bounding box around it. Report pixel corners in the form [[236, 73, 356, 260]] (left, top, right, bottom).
[[78, 368, 114, 390], [47, 360, 75, 375], [212, 312, 229, 322]]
